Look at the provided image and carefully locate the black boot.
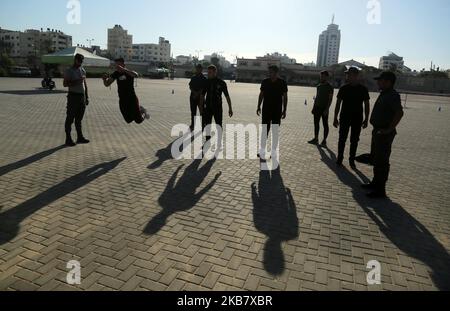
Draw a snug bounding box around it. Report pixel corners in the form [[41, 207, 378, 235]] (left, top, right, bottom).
[[65, 135, 76, 147], [77, 136, 90, 144]]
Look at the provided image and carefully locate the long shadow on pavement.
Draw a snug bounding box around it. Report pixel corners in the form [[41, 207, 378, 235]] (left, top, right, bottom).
[[252, 167, 299, 276], [0, 157, 126, 245], [144, 159, 221, 235], [0, 89, 67, 96], [317, 146, 450, 290], [0, 145, 66, 177], [148, 132, 201, 170]]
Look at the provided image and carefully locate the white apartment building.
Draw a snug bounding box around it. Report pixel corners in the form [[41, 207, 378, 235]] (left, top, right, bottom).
[[204, 53, 231, 68], [258, 52, 296, 64], [107, 25, 133, 61], [379, 52, 407, 72], [0, 27, 72, 58], [316, 19, 341, 67], [175, 55, 193, 65], [131, 37, 171, 63]]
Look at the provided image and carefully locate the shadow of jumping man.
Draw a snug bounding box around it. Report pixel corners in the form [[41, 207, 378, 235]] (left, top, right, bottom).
[[317, 146, 450, 290], [148, 132, 201, 170], [0, 145, 66, 177], [0, 157, 126, 245], [144, 159, 221, 235], [252, 167, 299, 276]]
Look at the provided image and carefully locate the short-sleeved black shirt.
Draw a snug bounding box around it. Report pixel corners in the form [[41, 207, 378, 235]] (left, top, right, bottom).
[[337, 83, 370, 120], [370, 88, 403, 130], [203, 78, 229, 110], [111, 71, 136, 99], [315, 82, 334, 110], [260, 78, 288, 114], [189, 73, 207, 93]]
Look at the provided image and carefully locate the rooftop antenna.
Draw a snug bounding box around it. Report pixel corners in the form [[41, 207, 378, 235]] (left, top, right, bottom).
[[332, 14, 335, 24]]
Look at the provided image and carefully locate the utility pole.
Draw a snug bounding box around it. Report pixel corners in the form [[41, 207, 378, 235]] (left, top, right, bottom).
[[86, 39, 95, 48]]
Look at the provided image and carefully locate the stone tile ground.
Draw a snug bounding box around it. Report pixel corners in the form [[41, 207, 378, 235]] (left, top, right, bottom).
[[0, 77, 449, 291]]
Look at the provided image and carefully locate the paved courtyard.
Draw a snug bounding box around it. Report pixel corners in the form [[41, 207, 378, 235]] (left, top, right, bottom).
[[0, 77, 449, 291]]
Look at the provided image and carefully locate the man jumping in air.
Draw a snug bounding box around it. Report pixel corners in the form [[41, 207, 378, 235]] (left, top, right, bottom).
[[102, 58, 150, 124]]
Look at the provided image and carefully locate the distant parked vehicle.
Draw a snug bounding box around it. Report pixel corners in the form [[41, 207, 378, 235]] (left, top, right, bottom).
[[41, 77, 56, 90], [9, 66, 32, 77]]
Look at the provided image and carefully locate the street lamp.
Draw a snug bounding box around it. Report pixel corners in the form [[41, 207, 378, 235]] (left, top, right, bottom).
[[86, 39, 95, 48]]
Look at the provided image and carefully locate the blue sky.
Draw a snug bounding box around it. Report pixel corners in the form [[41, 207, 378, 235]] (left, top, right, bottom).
[[1, 0, 449, 70]]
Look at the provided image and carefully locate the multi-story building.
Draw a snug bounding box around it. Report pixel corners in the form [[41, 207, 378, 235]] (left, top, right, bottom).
[[175, 55, 193, 65], [258, 52, 296, 64], [107, 25, 133, 61], [131, 37, 171, 63], [379, 52, 408, 72], [204, 53, 231, 68], [0, 27, 72, 58], [316, 17, 341, 67]]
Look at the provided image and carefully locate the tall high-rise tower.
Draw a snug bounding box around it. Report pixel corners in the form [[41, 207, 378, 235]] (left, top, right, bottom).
[[316, 16, 341, 67]]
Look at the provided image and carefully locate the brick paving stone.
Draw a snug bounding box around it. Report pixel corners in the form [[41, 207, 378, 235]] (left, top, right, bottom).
[[0, 78, 449, 291]]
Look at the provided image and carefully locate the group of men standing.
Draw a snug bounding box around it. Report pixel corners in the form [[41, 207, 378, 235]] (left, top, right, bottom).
[[189, 64, 403, 199], [62, 53, 403, 201], [308, 67, 404, 198]]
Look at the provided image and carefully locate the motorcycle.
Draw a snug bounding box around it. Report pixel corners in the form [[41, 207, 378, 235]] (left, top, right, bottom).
[[41, 77, 56, 90]]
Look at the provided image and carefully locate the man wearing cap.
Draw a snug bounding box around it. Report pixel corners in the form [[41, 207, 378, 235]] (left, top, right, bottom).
[[333, 67, 371, 169], [189, 64, 207, 131], [308, 71, 334, 147], [63, 53, 90, 147], [363, 72, 404, 198]]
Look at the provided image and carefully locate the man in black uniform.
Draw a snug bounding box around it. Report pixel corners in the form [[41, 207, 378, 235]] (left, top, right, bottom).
[[189, 64, 207, 131], [363, 72, 404, 199], [63, 53, 90, 147], [102, 58, 149, 124], [308, 71, 334, 147], [333, 67, 370, 169], [257, 65, 288, 160], [202, 65, 233, 141]]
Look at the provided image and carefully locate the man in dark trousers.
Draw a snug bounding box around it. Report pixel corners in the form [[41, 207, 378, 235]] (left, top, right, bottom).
[[308, 71, 334, 147], [363, 72, 404, 199], [189, 64, 207, 131], [202, 65, 233, 141], [63, 53, 90, 147], [257, 65, 288, 161], [333, 67, 370, 169], [102, 58, 149, 124]]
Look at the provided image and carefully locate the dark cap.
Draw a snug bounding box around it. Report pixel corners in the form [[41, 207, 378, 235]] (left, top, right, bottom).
[[320, 70, 330, 77], [374, 71, 397, 84], [344, 67, 360, 74], [268, 65, 279, 73], [195, 63, 203, 70]]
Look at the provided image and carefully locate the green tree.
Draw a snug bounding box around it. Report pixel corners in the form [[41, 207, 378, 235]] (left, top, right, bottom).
[[0, 52, 15, 76]]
